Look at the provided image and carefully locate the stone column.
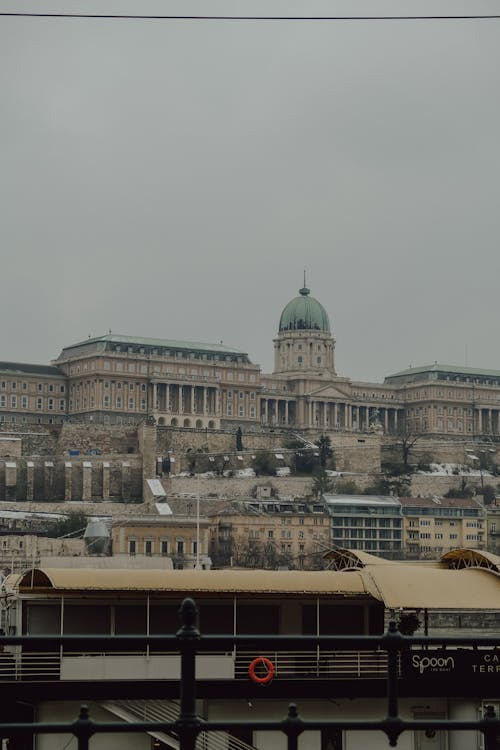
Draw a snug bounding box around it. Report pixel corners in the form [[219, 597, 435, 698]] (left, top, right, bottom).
[[64, 462, 72, 501], [138, 421, 157, 499], [153, 383, 158, 410], [82, 461, 92, 501], [384, 409, 389, 432], [102, 462, 110, 500], [203, 387, 207, 414], [44, 461, 54, 500], [166, 384, 170, 411], [284, 401, 289, 426], [122, 461, 131, 501], [191, 386, 196, 414], [478, 409, 483, 434], [5, 462, 16, 501], [26, 461, 35, 501]]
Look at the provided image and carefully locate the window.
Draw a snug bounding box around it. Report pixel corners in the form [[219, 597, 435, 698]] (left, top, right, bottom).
[[0, 396, 5, 408], [22, 383, 27, 391], [21, 396, 27, 409], [161, 540, 168, 556], [128, 398, 135, 409], [103, 396, 110, 408], [227, 391, 233, 400], [37, 398, 42, 410], [129, 540, 136, 556], [298, 356, 303, 365], [37, 383, 43, 392], [145, 540, 153, 556], [10, 396, 16, 408], [268, 530, 274, 539], [48, 384, 54, 392], [116, 396, 122, 408], [227, 405, 233, 416], [48, 399, 54, 410], [239, 406, 244, 416], [141, 399, 146, 410], [177, 540, 184, 555], [239, 391, 244, 399], [60, 399, 65, 410]]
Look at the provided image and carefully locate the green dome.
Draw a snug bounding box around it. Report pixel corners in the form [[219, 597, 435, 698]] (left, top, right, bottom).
[[279, 286, 330, 333]]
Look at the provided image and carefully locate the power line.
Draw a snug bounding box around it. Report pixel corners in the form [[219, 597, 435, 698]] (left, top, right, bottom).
[[1, 12, 500, 21]]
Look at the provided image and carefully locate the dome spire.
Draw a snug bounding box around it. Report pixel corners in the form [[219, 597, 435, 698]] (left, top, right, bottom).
[[299, 269, 310, 296]]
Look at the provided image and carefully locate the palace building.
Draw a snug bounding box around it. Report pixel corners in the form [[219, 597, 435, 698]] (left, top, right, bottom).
[[1, 283, 500, 440]]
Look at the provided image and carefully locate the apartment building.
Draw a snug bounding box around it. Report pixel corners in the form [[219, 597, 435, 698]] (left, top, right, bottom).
[[400, 496, 487, 558], [209, 497, 329, 570]]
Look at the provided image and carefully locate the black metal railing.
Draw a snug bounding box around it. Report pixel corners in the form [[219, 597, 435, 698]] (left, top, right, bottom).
[[1, 596, 499, 750]]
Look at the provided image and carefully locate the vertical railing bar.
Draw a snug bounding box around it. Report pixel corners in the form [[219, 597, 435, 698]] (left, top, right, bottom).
[[483, 705, 497, 750], [176, 597, 201, 750], [72, 705, 93, 750], [283, 703, 303, 750]]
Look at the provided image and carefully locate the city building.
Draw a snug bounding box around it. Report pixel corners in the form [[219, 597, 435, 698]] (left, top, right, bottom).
[[111, 514, 210, 570], [324, 494, 403, 556], [399, 496, 487, 558], [208, 496, 329, 569], [1, 282, 500, 442]]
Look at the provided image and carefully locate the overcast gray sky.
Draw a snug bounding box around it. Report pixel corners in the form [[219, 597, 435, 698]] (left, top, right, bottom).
[[1, 0, 499, 382]]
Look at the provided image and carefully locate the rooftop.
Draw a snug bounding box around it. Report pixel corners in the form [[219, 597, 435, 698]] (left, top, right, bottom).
[[385, 363, 500, 380], [0, 361, 64, 377], [58, 334, 249, 359]]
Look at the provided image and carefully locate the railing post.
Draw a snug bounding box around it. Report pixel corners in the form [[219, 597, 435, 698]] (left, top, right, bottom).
[[282, 703, 304, 750], [176, 597, 201, 750], [72, 705, 94, 750], [382, 622, 404, 748], [483, 704, 498, 750]]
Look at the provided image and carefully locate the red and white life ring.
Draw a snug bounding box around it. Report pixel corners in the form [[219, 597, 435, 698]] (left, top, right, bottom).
[[248, 656, 275, 685]]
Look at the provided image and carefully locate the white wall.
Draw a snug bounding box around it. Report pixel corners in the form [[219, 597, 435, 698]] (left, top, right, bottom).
[[36, 702, 150, 750]]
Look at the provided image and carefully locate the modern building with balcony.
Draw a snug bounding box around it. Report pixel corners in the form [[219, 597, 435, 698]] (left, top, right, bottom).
[[324, 495, 403, 557]]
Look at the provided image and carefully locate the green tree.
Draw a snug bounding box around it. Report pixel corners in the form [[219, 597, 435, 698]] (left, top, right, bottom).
[[283, 438, 319, 474], [251, 451, 277, 477], [444, 485, 474, 499], [311, 470, 335, 498], [335, 479, 360, 495], [481, 484, 496, 505], [316, 434, 333, 469]]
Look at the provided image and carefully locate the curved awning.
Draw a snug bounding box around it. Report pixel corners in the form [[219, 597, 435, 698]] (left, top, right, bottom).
[[440, 548, 500, 572], [13, 567, 373, 597], [323, 547, 398, 571]]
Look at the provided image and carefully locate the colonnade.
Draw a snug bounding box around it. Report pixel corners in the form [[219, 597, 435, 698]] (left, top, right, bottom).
[[259, 396, 405, 435], [151, 382, 219, 417]]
